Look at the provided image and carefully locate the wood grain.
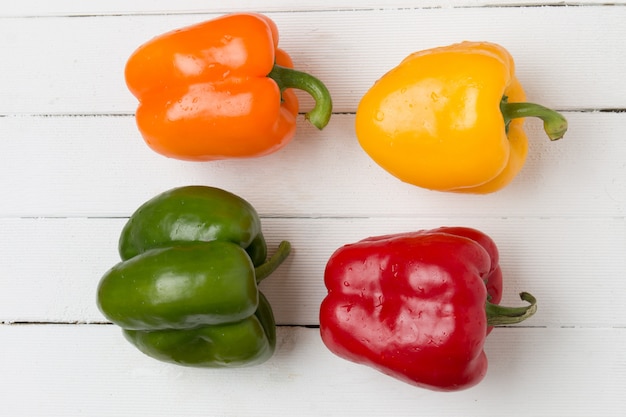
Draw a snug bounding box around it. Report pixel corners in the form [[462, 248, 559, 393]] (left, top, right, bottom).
[[0, 3, 624, 416], [2, 325, 624, 416]]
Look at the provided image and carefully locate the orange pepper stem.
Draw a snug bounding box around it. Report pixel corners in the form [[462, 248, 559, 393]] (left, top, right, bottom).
[[486, 291, 537, 327], [255, 241, 291, 283], [500, 97, 568, 141], [268, 64, 333, 130]]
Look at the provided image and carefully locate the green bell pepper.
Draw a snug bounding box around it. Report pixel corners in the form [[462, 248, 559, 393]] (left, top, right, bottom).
[[124, 292, 276, 367], [118, 185, 268, 266], [96, 186, 290, 368]]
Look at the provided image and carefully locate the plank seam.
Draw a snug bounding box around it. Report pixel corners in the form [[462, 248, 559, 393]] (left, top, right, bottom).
[[1, 4, 623, 19]]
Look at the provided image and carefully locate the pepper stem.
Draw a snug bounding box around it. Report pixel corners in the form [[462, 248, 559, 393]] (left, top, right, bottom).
[[268, 64, 333, 130], [486, 292, 537, 327], [254, 240, 291, 283], [500, 98, 568, 141]]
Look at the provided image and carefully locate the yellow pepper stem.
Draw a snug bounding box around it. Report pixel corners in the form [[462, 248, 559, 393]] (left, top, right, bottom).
[[268, 64, 333, 130], [501, 98, 568, 141]]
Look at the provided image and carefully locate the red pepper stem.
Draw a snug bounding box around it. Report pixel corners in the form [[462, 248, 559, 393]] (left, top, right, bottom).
[[268, 64, 333, 130], [486, 292, 537, 327], [500, 99, 568, 141], [254, 240, 291, 283]]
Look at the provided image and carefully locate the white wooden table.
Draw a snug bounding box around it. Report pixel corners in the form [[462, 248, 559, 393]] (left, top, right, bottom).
[[2, 1, 625, 416]]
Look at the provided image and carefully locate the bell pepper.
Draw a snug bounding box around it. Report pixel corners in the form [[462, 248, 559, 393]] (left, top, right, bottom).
[[355, 41, 568, 193], [124, 12, 333, 161], [96, 186, 291, 367], [118, 185, 268, 266], [319, 227, 537, 391]]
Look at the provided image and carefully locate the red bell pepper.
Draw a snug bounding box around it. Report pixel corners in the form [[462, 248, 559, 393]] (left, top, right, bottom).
[[319, 227, 537, 391]]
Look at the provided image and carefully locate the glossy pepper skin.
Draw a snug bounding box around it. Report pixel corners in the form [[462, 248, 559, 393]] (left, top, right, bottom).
[[118, 185, 268, 267], [97, 186, 291, 367], [355, 41, 568, 193], [125, 13, 332, 161], [319, 227, 537, 391]]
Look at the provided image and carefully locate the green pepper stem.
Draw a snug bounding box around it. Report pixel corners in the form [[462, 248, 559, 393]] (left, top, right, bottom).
[[486, 292, 537, 327], [268, 64, 333, 130], [254, 240, 291, 283], [500, 99, 568, 141]]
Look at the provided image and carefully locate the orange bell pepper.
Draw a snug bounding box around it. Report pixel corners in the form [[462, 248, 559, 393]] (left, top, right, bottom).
[[125, 13, 332, 161]]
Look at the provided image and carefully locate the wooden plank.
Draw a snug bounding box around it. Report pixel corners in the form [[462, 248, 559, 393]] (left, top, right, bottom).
[[1, 112, 623, 218], [1, 2, 625, 416], [1, 325, 624, 416], [1, 6, 625, 114], [1, 216, 624, 327], [2, 1, 623, 17]]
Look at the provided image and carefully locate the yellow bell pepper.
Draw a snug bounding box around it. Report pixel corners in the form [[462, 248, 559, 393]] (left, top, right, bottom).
[[355, 41, 567, 193]]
